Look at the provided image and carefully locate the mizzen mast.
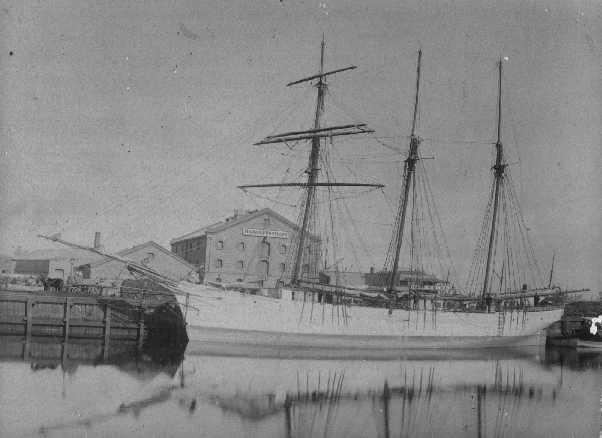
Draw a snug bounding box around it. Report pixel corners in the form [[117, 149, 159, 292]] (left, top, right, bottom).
[[481, 58, 506, 299], [386, 49, 422, 295]]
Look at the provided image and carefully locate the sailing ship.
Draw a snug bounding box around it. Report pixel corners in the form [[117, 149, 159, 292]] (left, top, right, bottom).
[[172, 40, 585, 353]]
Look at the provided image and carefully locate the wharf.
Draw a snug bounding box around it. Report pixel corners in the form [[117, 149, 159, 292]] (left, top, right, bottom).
[[0, 284, 188, 360]]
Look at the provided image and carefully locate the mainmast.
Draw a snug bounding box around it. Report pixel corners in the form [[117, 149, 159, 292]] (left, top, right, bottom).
[[239, 38, 380, 286], [481, 59, 506, 299], [386, 49, 422, 295]]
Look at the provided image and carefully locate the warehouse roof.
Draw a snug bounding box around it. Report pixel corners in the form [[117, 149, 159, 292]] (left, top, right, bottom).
[[170, 208, 319, 244]]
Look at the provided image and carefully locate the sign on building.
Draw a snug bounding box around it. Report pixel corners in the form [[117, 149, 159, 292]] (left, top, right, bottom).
[[242, 228, 289, 239]]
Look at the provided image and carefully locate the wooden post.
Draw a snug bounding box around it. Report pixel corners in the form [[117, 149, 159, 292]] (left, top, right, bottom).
[[64, 297, 71, 343], [62, 297, 71, 364], [137, 307, 145, 353], [24, 298, 33, 359], [103, 303, 111, 360]]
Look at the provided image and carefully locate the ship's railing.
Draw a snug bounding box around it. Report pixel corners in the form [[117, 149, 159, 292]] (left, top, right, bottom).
[[291, 280, 583, 312]]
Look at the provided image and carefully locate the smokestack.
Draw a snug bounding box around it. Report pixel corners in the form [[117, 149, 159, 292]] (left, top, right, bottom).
[[93, 232, 101, 250]]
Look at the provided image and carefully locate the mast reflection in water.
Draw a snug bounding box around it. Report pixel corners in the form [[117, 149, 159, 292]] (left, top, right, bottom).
[[0, 341, 599, 437]]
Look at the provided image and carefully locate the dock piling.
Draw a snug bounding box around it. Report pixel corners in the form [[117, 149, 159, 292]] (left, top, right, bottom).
[[24, 298, 34, 358], [103, 304, 112, 360]]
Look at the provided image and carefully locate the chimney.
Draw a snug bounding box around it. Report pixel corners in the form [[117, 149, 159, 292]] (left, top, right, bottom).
[[233, 209, 239, 218], [93, 232, 102, 250], [370, 266, 375, 274]]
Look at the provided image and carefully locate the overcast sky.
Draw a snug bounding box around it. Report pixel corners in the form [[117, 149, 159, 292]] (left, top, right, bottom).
[[1, 0, 599, 291]]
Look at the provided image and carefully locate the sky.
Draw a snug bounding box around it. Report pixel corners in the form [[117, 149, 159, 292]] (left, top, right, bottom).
[[0, 0, 599, 292]]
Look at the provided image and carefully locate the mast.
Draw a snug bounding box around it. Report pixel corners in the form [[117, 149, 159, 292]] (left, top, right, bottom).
[[386, 49, 422, 295], [291, 37, 327, 285], [481, 59, 506, 299]]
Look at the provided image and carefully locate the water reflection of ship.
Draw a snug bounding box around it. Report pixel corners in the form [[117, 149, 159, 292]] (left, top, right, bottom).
[[11, 349, 598, 438], [204, 361, 563, 438], [166, 354, 568, 438]]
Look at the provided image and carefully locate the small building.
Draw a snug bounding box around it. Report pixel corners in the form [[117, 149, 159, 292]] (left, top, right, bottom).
[[77, 241, 196, 283], [170, 208, 321, 288], [12, 248, 104, 281], [11, 233, 108, 281]]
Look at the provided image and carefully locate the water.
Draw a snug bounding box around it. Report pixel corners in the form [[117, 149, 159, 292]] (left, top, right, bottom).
[[1, 338, 600, 438]]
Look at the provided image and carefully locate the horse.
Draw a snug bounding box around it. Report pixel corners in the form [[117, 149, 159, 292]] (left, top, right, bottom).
[[40, 276, 63, 293]]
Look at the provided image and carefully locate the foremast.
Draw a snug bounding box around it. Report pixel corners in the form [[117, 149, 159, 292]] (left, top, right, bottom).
[[239, 38, 381, 287], [292, 38, 326, 286], [386, 50, 422, 295], [481, 59, 506, 300]]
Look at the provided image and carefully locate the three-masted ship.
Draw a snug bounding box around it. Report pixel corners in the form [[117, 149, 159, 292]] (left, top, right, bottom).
[[174, 41, 580, 354]]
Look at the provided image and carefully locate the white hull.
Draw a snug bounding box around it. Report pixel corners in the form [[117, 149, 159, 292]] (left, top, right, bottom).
[[177, 284, 562, 355]]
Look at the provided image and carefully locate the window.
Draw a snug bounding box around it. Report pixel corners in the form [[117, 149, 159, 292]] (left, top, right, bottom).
[[216, 259, 223, 269], [237, 260, 244, 271], [263, 217, 270, 227], [216, 240, 224, 250], [257, 260, 269, 279], [141, 252, 154, 266], [280, 244, 287, 255], [259, 238, 270, 258], [302, 264, 309, 274], [260, 240, 270, 258], [280, 262, 286, 273], [238, 241, 245, 251]]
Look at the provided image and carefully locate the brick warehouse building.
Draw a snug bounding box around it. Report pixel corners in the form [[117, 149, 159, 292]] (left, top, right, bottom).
[[170, 208, 321, 288]]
